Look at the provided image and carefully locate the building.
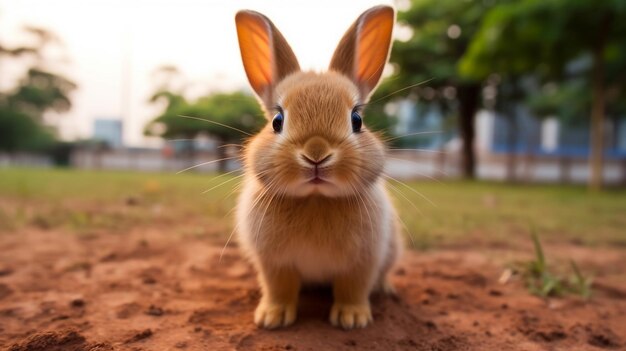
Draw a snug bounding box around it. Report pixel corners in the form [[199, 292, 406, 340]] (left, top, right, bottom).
[[93, 119, 123, 149]]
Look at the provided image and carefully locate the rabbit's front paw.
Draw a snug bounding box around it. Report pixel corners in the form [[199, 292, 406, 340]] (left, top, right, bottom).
[[254, 300, 297, 329], [330, 303, 373, 329]]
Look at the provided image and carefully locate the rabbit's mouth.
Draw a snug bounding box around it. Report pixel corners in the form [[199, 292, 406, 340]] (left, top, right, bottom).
[[308, 177, 328, 185]]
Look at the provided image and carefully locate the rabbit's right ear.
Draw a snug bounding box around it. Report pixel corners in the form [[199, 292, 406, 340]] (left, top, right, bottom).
[[235, 10, 300, 109], [329, 6, 394, 102]]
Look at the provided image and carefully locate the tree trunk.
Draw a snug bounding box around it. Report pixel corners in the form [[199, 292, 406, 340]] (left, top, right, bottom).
[[499, 78, 525, 183], [589, 26, 608, 191], [457, 84, 481, 179]]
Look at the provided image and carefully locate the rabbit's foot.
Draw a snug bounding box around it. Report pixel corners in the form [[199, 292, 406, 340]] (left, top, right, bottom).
[[254, 300, 297, 329], [330, 302, 372, 329]]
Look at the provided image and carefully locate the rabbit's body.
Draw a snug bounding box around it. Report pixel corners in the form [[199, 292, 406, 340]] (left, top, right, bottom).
[[238, 176, 399, 286], [234, 6, 400, 329]]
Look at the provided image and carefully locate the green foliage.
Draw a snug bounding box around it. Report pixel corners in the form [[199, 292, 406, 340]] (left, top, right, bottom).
[[379, 0, 510, 178], [569, 260, 593, 299], [526, 80, 590, 126], [460, 0, 626, 80], [460, 0, 626, 122], [10, 68, 77, 115], [0, 26, 76, 153], [0, 108, 56, 152], [145, 90, 264, 141], [521, 228, 593, 299], [525, 228, 564, 297], [387, 0, 503, 101]]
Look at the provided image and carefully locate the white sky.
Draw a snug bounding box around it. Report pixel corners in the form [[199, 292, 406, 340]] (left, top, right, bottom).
[[0, 0, 396, 147]]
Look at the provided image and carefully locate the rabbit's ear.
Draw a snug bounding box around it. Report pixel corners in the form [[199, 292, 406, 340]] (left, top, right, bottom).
[[235, 10, 300, 108], [329, 6, 394, 101]]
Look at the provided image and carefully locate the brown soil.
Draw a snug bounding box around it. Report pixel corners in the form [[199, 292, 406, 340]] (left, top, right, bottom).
[[0, 229, 624, 351]]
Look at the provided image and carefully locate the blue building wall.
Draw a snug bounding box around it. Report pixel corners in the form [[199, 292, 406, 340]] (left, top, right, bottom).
[[491, 112, 626, 159], [93, 119, 123, 149]]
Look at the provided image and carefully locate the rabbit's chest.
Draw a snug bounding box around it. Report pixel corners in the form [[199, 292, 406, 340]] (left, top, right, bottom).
[[275, 210, 369, 282], [287, 241, 351, 282]]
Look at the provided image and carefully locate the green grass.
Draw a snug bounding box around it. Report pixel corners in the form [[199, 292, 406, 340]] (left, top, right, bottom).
[[517, 228, 593, 298], [390, 179, 626, 248], [0, 167, 625, 247]]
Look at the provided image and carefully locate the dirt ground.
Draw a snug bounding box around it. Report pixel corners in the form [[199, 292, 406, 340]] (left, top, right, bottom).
[[0, 229, 624, 351]]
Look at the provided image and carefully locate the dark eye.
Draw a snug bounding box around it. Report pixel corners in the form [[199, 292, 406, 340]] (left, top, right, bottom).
[[351, 110, 362, 133], [272, 112, 283, 133]]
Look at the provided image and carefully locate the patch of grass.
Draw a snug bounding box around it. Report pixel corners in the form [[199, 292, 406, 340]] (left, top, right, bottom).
[[0, 168, 624, 249], [520, 228, 593, 298], [0, 168, 239, 235], [569, 260, 593, 299], [392, 180, 626, 248]]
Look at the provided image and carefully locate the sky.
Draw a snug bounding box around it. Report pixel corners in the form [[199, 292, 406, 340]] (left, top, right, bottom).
[[0, 0, 399, 147]]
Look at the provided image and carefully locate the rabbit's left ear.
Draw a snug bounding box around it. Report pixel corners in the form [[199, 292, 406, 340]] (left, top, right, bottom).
[[329, 6, 394, 101]]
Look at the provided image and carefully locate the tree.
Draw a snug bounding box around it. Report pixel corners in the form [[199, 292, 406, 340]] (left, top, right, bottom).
[[0, 26, 76, 153], [0, 108, 55, 152], [145, 90, 264, 172], [383, 0, 504, 179], [460, 0, 626, 190]]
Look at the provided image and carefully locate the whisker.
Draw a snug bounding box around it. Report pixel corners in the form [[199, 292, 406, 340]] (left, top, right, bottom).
[[347, 184, 364, 233], [178, 114, 253, 136], [220, 182, 246, 219], [385, 188, 418, 250], [386, 156, 450, 178], [219, 224, 239, 263], [354, 183, 373, 234], [200, 168, 241, 189], [254, 180, 281, 249], [396, 213, 417, 250], [384, 180, 423, 248], [385, 180, 424, 216], [218, 143, 243, 149], [176, 156, 239, 174], [216, 166, 284, 263], [366, 78, 435, 106], [219, 181, 274, 263], [383, 173, 437, 207], [217, 168, 273, 204], [389, 148, 447, 154], [384, 131, 443, 142], [201, 173, 245, 194]]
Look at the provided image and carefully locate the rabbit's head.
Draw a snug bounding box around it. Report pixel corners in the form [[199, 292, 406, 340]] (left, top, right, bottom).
[[236, 6, 394, 197]]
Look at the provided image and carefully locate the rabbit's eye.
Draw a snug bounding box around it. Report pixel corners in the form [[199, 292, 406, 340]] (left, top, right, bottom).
[[351, 110, 362, 133], [272, 112, 283, 133]]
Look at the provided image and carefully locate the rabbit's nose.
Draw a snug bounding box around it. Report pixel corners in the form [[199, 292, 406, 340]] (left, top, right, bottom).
[[301, 153, 332, 166], [302, 136, 333, 165]]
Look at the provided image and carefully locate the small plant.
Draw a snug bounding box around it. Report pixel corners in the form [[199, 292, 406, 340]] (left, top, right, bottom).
[[520, 227, 593, 299], [569, 260, 593, 299]]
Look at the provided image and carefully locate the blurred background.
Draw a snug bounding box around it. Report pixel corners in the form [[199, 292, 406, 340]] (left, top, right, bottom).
[[1, 0, 625, 189]]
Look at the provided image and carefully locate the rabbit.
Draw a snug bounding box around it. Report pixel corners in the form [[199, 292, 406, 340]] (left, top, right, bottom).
[[234, 5, 401, 330]]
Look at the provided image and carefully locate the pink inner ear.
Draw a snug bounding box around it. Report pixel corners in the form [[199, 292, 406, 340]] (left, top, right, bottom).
[[355, 8, 394, 96], [235, 10, 300, 108], [235, 12, 275, 100]]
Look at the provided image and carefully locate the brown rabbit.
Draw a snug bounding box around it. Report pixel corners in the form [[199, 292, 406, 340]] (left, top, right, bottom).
[[234, 5, 401, 329]]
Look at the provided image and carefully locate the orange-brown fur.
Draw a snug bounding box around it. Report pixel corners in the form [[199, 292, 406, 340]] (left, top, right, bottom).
[[234, 6, 400, 329]]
